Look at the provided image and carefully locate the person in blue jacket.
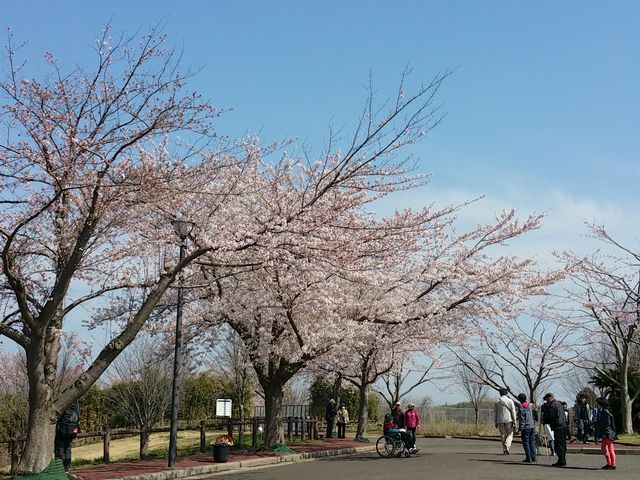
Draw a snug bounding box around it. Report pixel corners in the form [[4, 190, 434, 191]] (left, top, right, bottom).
[[517, 393, 538, 463]]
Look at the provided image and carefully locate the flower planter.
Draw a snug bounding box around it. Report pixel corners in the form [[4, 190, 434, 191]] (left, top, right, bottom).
[[213, 444, 230, 463]]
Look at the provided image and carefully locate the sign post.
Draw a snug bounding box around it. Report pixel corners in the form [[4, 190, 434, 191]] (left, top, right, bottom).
[[216, 399, 232, 417]]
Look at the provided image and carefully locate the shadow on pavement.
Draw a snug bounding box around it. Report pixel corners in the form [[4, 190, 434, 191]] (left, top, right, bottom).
[[317, 453, 431, 462], [473, 458, 600, 471]]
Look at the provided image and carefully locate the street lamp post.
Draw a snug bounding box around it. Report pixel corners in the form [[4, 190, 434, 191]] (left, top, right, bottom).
[[168, 218, 194, 468]]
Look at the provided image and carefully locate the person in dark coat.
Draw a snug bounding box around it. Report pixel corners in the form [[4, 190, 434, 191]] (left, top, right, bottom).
[[595, 397, 617, 470], [574, 394, 592, 444], [540, 401, 555, 455], [325, 399, 337, 438], [543, 393, 567, 467], [391, 402, 405, 429], [55, 402, 80, 471], [560, 401, 573, 441]]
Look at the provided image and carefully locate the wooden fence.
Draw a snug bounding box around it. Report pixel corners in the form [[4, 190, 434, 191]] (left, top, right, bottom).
[[3, 416, 319, 476]]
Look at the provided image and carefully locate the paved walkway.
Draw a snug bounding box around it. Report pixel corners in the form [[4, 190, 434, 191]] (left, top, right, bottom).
[[184, 438, 640, 480], [69, 436, 640, 480]]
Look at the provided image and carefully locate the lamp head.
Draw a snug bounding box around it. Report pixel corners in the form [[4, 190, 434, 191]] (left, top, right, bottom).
[[171, 218, 195, 240]]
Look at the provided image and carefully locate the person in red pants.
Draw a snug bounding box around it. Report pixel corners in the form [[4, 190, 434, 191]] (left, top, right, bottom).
[[595, 397, 617, 470]]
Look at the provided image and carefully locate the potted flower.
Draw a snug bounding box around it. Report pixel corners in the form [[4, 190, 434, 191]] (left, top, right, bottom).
[[211, 434, 234, 462]]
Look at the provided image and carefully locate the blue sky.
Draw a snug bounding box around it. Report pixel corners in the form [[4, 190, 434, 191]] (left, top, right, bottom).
[[2, 1, 639, 402], [3, 2, 638, 216]]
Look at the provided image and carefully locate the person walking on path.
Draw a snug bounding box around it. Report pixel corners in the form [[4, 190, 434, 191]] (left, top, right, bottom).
[[404, 403, 421, 451], [325, 399, 337, 438], [494, 389, 518, 455], [336, 405, 349, 439], [574, 394, 593, 444], [543, 393, 568, 467], [55, 402, 80, 472], [561, 401, 573, 442], [517, 393, 537, 463], [592, 401, 602, 444], [595, 397, 617, 470], [391, 402, 405, 429], [540, 401, 556, 456]]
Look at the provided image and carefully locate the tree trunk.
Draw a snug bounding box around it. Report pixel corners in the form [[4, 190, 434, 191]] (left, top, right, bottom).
[[140, 425, 149, 458], [333, 374, 342, 408], [354, 384, 369, 440], [620, 361, 634, 434], [238, 408, 245, 446], [19, 331, 61, 473], [19, 402, 57, 473], [263, 383, 284, 448]]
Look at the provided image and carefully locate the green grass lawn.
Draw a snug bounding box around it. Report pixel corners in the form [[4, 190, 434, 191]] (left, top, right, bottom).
[[72, 430, 206, 464], [617, 433, 640, 444], [71, 428, 269, 466], [0, 430, 268, 474]]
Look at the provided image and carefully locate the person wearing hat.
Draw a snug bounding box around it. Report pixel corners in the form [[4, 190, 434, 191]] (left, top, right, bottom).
[[325, 399, 337, 438], [336, 404, 349, 438], [404, 403, 421, 452], [391, 402, 405, 429], [543, 392, 568, 467]]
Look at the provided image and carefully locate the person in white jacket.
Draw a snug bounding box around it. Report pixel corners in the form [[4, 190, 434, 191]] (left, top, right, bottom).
[[494, 389, 518, 454]]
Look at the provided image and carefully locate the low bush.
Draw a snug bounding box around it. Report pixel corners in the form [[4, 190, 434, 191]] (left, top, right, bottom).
[[418, 421, 495, 437]]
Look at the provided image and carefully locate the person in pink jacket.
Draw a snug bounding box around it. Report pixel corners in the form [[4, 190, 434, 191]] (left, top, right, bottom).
[[404, 403, 421, 452]]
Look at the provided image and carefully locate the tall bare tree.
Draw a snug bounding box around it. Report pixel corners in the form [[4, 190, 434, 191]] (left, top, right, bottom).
[[451, 318, 577, 405], [375, 356, 440, 410], [106, 336, 172, 456], [455, 355, 491, 425], [558, 225, 640, 433]]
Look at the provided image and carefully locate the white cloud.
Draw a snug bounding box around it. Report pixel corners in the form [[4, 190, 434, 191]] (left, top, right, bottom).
[[376, 184, 640, 265]]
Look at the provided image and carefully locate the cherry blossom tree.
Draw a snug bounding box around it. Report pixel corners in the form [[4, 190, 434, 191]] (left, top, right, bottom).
[[0, 21, 465, 467], [558, 225, 640, 433], [185, 68, 459, 448], [0, 25, 246, 472], [334, 324, 401, 440], [202, 256, 362, 447]]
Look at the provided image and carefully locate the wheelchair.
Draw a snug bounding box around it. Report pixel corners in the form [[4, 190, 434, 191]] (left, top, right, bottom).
[[375, 432, 413, 458]]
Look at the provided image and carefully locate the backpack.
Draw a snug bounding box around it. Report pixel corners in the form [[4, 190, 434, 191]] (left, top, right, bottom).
[[58, 404, 80, 438]]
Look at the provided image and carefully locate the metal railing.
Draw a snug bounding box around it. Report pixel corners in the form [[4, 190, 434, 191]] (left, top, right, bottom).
[[253, 404, 310, 418], [415, 406, 495, 425]]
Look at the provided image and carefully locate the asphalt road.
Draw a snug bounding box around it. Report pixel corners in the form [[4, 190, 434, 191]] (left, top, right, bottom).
[[199, 438, 640, 480]]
